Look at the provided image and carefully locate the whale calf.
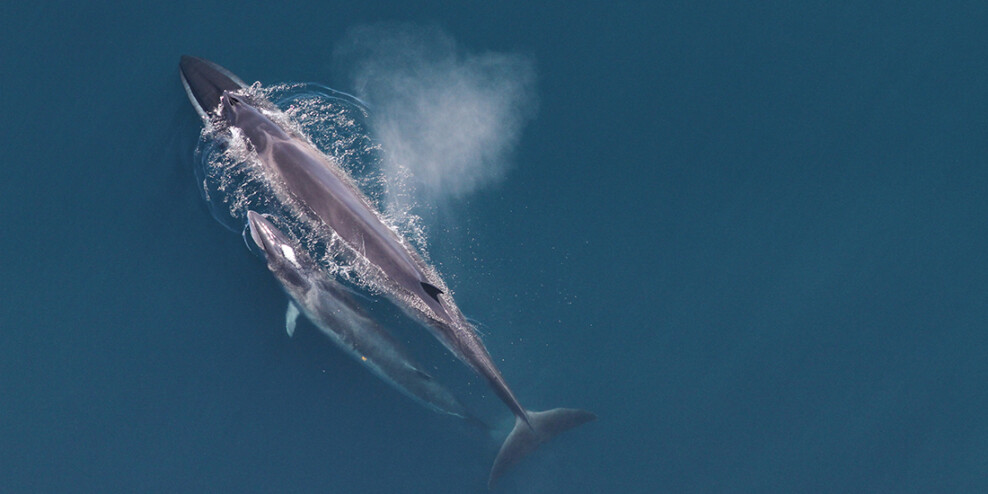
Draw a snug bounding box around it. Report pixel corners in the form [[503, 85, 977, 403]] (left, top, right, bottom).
[[246, 210, 478, 421], [180, 56, 594, 487]]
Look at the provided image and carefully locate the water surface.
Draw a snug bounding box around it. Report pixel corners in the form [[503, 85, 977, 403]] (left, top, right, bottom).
[[1, 2, 987, 492]]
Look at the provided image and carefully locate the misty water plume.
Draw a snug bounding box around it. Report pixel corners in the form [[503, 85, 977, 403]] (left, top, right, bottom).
[[334, 23, 538, 210]]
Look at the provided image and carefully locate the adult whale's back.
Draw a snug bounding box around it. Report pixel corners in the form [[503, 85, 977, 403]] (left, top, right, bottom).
[[223, 90, 453, 325], [180, 56, 449, 323]]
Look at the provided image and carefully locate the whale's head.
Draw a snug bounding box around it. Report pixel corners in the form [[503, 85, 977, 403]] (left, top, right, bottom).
[[246, 211, 309, 290], [179, 56, 246, 120]]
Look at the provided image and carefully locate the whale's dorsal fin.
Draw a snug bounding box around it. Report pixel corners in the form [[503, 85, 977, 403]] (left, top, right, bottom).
[[421, 282, 443, 302], [285, 302, 300, 337]]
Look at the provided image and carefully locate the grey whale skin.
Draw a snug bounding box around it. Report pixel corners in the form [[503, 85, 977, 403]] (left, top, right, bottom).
[[180, 56, 594, 487], [246, 210, 477, 420]]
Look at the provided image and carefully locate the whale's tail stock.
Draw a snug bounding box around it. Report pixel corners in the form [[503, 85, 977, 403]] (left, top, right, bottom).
[[488, 407, 596, 488]]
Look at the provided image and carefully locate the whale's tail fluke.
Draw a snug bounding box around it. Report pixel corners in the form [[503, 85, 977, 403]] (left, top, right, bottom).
[[488, 407, 596, 488]]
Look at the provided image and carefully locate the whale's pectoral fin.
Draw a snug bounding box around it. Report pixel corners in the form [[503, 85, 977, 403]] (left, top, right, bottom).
[[285, 302, 300, 337], [421, 282, 444, 302]]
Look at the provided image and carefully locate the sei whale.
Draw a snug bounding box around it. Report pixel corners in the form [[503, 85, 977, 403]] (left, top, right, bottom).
[[180, 56, 594, 487]]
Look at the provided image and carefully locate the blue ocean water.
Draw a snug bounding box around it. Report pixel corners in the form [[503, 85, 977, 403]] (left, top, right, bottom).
[[2, 2, 987, 493]]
